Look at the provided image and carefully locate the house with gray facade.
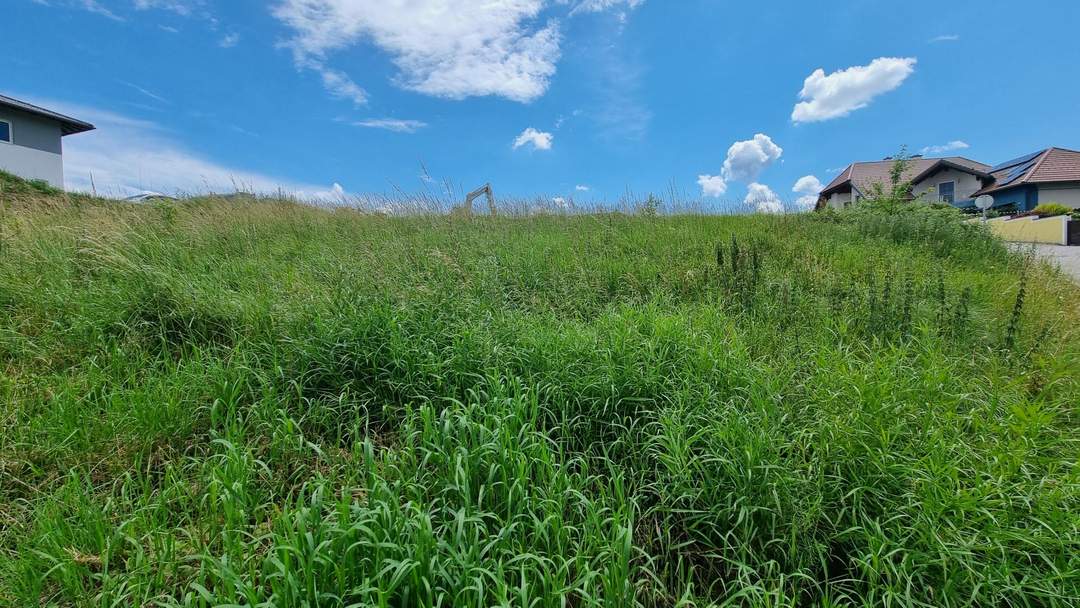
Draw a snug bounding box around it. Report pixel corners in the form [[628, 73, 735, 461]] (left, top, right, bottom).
[[0, 94, 95, 189]]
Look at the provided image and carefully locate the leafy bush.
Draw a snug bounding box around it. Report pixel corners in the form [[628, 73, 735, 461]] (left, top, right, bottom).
[[828, 195, 1007, 262], [1032, 202, 1072, 217]]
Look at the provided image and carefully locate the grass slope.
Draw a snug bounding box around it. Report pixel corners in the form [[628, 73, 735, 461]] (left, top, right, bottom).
[[0, 192, 1077, 606]]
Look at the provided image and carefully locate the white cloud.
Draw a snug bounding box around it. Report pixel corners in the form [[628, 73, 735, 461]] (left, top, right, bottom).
[[792, 175, 823, 211], [273, 0, 562, 103], [349, 118, 428, 133], [219, 33, 241, 48], [697, 133, 782, 198], [920, 140, 969, 155], [697, 174, 727, 198], [513, 127, 553, 150], [318, 66, 368, 105], [722, 133, 783, 182], [29, 98, 344, 201], [552, 196, 566, 205], [569, 0, 644, 14], [929, 34, 959, 43], [76, 0, 124, 21], [745, 182, 784, 214], [575, 184, 590, 191], [133, 0, 205, 16], [119, 80, 169, 104], [792, 57, 917, 123]]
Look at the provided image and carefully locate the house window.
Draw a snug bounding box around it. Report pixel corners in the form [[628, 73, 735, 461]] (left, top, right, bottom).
[[938, 181, 955, 203], [0, 120, 10, 144]]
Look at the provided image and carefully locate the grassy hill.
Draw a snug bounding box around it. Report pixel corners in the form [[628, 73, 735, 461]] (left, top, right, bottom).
[[1, 187, 1077, 606]]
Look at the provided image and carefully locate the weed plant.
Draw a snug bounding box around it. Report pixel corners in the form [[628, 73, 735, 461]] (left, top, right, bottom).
[[0, 188, 1077, 607]]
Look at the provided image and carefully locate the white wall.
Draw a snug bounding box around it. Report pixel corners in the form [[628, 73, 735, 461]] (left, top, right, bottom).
[[0, 142, 64, 188], [1038, 185, 1080, 209], [913, 168, 984, 203], [827, 191, 852, 209]]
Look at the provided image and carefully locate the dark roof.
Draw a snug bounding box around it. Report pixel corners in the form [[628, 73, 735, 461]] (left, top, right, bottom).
[[0, 94, 95, 136], [821, 156, 990, 197], [972, 147, 1080, 196]]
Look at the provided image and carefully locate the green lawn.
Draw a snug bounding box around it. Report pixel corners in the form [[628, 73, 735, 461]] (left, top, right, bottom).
[[1, 194, 1077, 606]]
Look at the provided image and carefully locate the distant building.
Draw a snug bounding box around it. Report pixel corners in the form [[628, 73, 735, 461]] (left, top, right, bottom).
[[818, 156, 991, 210], [819, 148, 1080, 213], [971, 148, 1080, 211], [0, 94, 95, 189]]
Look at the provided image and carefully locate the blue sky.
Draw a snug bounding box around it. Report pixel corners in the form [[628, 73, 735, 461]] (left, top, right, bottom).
[[6, 0, 1080, 210]]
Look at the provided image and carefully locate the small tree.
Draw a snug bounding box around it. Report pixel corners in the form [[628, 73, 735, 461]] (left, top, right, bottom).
[[888, 145, 914, 201]]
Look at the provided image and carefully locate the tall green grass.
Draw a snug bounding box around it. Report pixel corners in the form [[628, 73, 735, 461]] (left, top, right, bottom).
[[0, 193, 1077, 607]]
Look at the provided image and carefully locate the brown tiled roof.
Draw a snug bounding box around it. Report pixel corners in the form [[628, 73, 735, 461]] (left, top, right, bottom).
[[1028, 147, 1080, 182], [972, 147, 1080, 196], [821, 157, 990, 197]]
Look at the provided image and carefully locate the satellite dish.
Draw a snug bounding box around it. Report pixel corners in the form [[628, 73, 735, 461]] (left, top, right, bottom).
[[975, 195, 994, 210]]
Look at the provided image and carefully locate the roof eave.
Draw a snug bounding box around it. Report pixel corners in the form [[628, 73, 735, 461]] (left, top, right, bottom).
[[910, 160, 990, 184], [0, 94, 96, 137]]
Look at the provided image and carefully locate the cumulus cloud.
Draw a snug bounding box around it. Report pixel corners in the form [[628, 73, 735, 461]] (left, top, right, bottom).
[[273, 0, 562, 103], [29, 98, 345, 201], [348, 118, 428, 133], [792, 57, 917, 123], [697, 174, 727, 197], [722, 133, 783, 182], [513, 127, 553, 150], [920, 140, 969, 155], [697, 133, 782, 198], [792, 175, 823, 211], [272, 1, 644, 104], [745, 182, 784, 214]]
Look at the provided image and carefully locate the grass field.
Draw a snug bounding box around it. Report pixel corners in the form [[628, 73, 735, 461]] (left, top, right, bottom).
[[1, 186, 1078, 606]]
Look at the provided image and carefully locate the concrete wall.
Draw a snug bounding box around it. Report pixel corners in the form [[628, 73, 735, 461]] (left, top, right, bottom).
[[0, 143, 64, 187], [984, 215, 1070, 245], [0, 106, 65, 188], [1038, 184, 1080, 209], [913, 168, 984, 203]]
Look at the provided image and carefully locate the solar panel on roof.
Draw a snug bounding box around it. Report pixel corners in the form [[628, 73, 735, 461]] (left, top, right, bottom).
[[989, 150, 1043, 173], [999, 158, 1038, 186]]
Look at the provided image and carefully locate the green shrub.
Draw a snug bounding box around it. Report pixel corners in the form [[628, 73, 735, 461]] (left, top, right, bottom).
[[827, 196, 1006, 262], [1032, 202, 1072, 217]]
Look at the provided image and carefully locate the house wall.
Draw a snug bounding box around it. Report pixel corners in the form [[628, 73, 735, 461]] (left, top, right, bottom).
[[0, 107, 65, 188], [912, 168, 984, 203], [988, 185, 1039, 212], [0, 107, 63, 154], [1037, 183, 1080, 209], [827, 191, 852, 209], [0, 144, 64, 188]]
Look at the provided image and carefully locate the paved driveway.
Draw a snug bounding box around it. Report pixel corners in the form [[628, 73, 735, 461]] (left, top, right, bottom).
[[1018, 244, 1080, 282]]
